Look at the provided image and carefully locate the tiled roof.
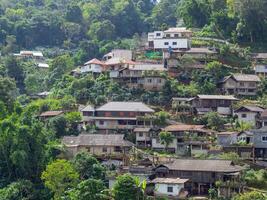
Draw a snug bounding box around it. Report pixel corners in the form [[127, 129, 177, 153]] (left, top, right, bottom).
[[151, 178, 189, 184], [62, 134, 134, 147], [217, 131, 238, 135], [164, 159, 244, 173], [39, 111, 63, 117], [96, 102, 154, 112], [134, 127, 152, 132]]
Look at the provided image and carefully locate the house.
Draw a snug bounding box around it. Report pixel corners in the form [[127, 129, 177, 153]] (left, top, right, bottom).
[[172, 97, 194, 113], [37, 63, 49, 70], [147, 27, 192, 50], [163, 48, 217, 77], [151, 178, 189, 198], [14, 51, 44, 61], [257, 109, 267, 128], [191, 95, 238, 116], [234, 105, 264, 127], [221, 128, 267, 160], [151, 136, 178, 153], [217, 132, 238, 147], [103, 49, 133, 61], [114, 63, 167, 91], [39, 110, 64, 120], [134, 127, 162, 148], [253, 53, 267, 77], [62, 134, 134, 161], [105, 58, 136, 78], [81, 58, 106, 73], [81, 102, 155, 133], [154, 159, 244, 197], [163, 124, 213, 155], [219, 74, 260, 96]]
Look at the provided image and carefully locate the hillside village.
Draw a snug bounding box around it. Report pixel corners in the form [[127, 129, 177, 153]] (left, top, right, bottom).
[[0, 0, 267, 200], [9, 27, 267, 199]]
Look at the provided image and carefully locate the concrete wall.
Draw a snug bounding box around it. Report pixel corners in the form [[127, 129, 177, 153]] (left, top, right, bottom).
[[153, 38, 189, 49], [81, 64, 103, 73], [154, 183, 184, 197], [235, 112, 257, 126]]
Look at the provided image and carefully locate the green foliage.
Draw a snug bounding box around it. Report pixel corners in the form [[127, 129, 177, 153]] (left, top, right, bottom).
[[113, 174, 144, 200], [66, 179, 108, 200], [154, 111, 170, 126], [195, 112, 226, 131], [219, 152, 241, 165], [72, 152, 106, 180], [0, 180, 35, 200], [232, 191, 266, 200], [243, 169, 267, 190], [159, 131, 175, 151], [41, 159, 79, 200]]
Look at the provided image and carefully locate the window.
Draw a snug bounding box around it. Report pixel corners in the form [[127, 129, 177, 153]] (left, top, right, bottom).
[[158, 79, 162, 83], [102, 147, 107, 152], [86, 147, 90, 152], [249, 83, 256, 87], [105, 112, 111, 117], [166, 34, 170, 37], [172, 42, 177, 45], [156, 33, 161, 36], [139, 133, 143, 137], [164, 42, 169, 46], [167, 186, 173, 193], [99, 120, 104, 125], [262, 136, 267, 142], [114, 146, 122, 152], [174, 34, 179, 37], [241, 113, 247, 118], [147, 79, 152, 83], [248, 89, 255, 93], [239, 82, 245, 87]]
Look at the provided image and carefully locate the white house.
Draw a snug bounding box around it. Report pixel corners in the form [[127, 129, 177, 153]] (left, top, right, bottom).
[[81, 58, 106, 73], [147, 27, 192, 50], [151, 178, 188, 198], [234, 105, 264, 127]]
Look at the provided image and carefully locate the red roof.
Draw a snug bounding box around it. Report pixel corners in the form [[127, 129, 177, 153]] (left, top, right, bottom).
[[84, 58, 106, 66]]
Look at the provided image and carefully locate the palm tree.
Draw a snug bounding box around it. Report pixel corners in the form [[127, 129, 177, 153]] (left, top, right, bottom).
[[159, 131, 175, 152]]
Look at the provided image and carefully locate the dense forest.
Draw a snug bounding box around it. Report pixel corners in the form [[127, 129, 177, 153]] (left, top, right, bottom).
[[0, 0, 267, 200]]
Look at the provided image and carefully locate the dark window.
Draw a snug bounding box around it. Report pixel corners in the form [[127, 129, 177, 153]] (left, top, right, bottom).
[[262, 136, 267, 142], [167, 186, 173, 193], [114, 146, 122, 152], [102, 147, 107, 152], [156, 33, 161, 36], [172, 42, 177, 45], [99, 120, 104, 125], [118, 120, 127, 125], [174, 34, 179, 37], [166, 34, 170, 37], [248, 89, 255, 93], [164, 42, 169, 45], [139, 133, 143, 137], [128, 120, 136, 125], [137, 121, 144, 125], [241, 114, 247, 118]]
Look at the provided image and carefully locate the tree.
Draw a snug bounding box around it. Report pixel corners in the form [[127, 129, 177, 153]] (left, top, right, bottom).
[[0, 76, 17, 111], [41, 159, 79, 200], [219, 152, 241, 165], [198, 112, 226, 131], [66, 179, 108, 200], [232, 191, 266, 200], [87, 20, 115, 41], [113, 174, 145, 200], [72, 152, 106, 180], [159, 131, 175, 152], [154, 111, 170, 126], [0, 180, 35, 200]]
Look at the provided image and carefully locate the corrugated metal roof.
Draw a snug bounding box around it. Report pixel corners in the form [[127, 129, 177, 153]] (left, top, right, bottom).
[[197, 95, 238, 100], [62, 134, 134, 147], [151, 178, 189, 184], [39, 111, 63, 117], [164, 159, 244, 173], [96, 102, 154, 112]]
